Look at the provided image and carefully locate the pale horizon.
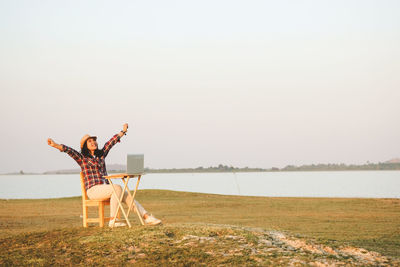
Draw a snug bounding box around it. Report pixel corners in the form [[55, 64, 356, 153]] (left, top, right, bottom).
[[1, 1, 399, 174]]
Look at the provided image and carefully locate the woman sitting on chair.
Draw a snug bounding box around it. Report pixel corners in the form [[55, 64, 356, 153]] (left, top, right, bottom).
[[47, 123, 161, 227]]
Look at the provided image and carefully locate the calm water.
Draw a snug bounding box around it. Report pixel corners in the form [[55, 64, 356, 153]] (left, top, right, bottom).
[[0, 171, 399, 199]]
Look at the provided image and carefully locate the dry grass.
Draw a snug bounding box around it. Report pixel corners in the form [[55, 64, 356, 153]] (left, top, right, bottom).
[[0, 190, 399, 262]]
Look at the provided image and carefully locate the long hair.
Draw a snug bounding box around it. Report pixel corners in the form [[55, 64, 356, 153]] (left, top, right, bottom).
[[81, 140, 104, 158]]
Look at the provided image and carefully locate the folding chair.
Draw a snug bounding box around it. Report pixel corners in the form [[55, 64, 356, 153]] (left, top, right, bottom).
[[80, 172, 111, 227]]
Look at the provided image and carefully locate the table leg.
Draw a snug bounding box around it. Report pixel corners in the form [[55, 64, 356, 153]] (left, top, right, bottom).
[[122, 178, 133, 216], [107, 178, 132, 228], [126, 176, 145, 225], [120, 176, 135, 219]]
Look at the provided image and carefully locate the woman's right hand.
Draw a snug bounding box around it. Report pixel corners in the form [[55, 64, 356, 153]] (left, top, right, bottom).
[[48, 138, 61, 148], [48, 138, 63, 151], [47, 138, 56, 147]]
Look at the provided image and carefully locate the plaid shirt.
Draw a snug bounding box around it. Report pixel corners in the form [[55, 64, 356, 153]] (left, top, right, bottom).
[[61, 134, 121, 190]]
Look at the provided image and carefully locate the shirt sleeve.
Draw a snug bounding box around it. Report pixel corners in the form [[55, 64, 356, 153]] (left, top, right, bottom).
[[61, 145, 83, 165], [102, 134, 122, 157]]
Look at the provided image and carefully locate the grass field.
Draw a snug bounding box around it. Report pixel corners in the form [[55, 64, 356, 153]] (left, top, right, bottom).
[[0, 190, 399, 265]]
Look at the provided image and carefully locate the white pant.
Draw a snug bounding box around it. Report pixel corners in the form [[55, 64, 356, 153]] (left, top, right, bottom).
[[87, 184, 147, 219]]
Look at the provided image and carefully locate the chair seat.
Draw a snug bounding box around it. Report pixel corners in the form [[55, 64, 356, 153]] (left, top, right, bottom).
[[85, 199, 110, 204], [84, 200, 110, 206]]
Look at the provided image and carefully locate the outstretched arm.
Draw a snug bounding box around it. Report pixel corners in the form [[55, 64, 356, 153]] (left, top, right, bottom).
[[103, 123, 129, 157], [47, 138, 83, 165]]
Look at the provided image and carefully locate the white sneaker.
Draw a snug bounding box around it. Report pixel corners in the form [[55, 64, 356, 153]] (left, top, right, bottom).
[[144, 214, 162, 226], [109, 219, 127, 228]]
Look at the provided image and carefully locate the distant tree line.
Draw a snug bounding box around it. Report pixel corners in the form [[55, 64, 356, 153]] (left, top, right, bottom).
[[279, 162, 400, 172], [25, 162, 400, 175], [146, 164, 266, 173], [145, 162, 400, 173]]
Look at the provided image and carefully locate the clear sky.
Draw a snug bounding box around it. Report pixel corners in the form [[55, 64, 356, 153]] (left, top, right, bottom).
[[0, 0, 399, 173]]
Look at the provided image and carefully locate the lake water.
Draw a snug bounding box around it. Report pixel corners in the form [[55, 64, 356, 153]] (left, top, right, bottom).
[[0, 171, 399, 199]]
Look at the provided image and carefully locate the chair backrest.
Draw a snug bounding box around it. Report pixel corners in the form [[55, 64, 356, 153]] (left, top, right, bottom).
[[80, 172, 88, 201]]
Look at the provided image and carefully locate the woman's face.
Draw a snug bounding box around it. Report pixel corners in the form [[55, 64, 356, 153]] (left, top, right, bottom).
[[86, 138, 98, 152]]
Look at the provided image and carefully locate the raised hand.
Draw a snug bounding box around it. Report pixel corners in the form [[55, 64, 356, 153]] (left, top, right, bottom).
[[123, 123, 128, 133], [47, 138, 56, 147], [47, 138, 63, 151]]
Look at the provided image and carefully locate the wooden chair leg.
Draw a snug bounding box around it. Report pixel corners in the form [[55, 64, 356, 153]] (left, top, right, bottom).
[[99, 203, 105, 227], [83, 205, 88, 227]]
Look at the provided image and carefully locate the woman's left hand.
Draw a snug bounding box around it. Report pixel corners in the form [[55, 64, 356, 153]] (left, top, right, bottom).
[[123, 123, 128, 133]]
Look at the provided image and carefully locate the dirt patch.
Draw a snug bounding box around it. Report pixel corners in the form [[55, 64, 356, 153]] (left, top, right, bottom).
[[0, 224, 399, 266]]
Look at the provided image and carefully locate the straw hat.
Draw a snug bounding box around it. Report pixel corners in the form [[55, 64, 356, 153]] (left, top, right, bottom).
[[80, 134, 97, 149]]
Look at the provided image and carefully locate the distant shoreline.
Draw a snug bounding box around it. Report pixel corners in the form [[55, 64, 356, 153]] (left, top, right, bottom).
[[2, 170, 400, 176], [2, 162, 400, 175]]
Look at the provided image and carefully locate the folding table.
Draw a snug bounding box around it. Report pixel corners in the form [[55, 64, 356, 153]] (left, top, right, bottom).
[[103, 173, 144, 228]]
